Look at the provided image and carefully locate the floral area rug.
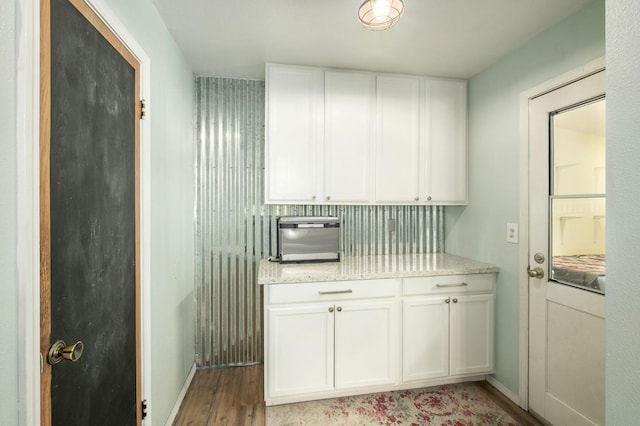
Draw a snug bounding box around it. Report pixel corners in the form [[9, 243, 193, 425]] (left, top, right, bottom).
[[265, 383, 518, 425]]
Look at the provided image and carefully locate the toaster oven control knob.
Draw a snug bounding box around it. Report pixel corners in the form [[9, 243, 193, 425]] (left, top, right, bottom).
[[328, 307, 334, 313], [337, 307, 342, 312]]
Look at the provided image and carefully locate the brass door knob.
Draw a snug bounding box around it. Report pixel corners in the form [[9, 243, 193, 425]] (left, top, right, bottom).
[[527, 266, 545, 279], [47, 340, 84, 365]]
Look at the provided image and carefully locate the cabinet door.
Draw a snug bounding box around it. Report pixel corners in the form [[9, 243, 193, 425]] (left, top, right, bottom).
[[324, 71, 373, 203], [375, 75, 421, 203], [423, 79, 467, 204], [266, 65, 323, 203], [402, 296, 449, 382], [334, 300, 399, 389], [449, 294, 494, 376], [266, 305, 334, 398]]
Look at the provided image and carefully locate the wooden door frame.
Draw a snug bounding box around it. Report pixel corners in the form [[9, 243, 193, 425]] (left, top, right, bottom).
[[517, 56, 606, 411], [17, 0, 152, 423]]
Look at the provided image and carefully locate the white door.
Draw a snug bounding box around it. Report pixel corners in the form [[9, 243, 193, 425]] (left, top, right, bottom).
[[324, 70, 372, 203], [402, 296, 449, 381], [334, 300, 399, 389], [528, 70, 606, 425], [423, 78, 468, 204], [265, 64, 323, 203], [266, 305, 334, 398], [449, 294, 494, 376], [375, 75, 421, 203]]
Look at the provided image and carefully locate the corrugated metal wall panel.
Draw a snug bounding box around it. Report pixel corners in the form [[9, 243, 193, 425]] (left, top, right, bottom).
[[194, 77, 444, 366]]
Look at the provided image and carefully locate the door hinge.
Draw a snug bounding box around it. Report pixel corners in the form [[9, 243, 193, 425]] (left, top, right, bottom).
[[140, 99, 147, 120], [141, 399, 148, 420]]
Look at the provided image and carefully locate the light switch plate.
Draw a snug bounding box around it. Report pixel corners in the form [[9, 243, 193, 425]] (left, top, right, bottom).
[[507, 223, 519, 243]]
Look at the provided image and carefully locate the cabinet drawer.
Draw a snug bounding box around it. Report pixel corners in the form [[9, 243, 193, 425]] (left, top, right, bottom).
[[403, 274, 494, 296], [267, 279, 400, 305]]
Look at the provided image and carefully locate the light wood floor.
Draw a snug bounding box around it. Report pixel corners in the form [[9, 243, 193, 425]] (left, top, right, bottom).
[[172, 364, 264, 425], [172, 364, 541, 425]]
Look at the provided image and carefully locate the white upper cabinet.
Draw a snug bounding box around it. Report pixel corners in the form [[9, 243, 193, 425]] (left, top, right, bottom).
[[324, 71, 373, 203], [265, 64, 468, 205], [422, 79, 468, 204], [374, 75, 421, 203], [265, 64, 323, 202]]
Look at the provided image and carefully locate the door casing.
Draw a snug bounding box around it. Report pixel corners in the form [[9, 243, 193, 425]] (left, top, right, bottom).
[[517, 56, 606, 410], [16, 0, 152, 423]]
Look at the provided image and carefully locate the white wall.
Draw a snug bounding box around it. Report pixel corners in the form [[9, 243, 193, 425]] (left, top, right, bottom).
[[97, 1, 196, 424], [1, 0, 19, 423], [445, 0, 605, 396], [4, 0, 195, 424], [606, 0, 640, 422]]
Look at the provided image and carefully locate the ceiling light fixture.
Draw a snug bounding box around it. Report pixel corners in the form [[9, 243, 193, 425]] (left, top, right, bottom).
[[358, 0, 404, 31]]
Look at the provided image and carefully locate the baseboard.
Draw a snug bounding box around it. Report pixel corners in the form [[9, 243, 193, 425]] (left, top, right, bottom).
[[165, 362, 197, 426], [485, 375, 525, 409]]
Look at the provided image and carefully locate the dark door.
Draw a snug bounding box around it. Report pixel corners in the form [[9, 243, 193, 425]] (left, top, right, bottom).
[[40, 0, 142, 424]]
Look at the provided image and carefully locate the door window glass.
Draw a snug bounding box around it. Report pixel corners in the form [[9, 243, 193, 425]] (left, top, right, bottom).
[[550, 99, 606, 294]]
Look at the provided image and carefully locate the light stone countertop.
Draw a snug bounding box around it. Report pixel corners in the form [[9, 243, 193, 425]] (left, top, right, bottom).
[[258, 253, 499, 285]]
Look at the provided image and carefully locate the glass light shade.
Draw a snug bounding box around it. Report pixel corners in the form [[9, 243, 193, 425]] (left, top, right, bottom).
[[358, 0, 404, 31]]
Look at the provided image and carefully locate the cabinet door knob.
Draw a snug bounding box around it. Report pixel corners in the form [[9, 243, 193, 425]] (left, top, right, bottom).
[[312, 195, 317, 200], [414, 197, 419, 201], [326, 196, 331, 201], [452, 298, 458, 303], [427, 196, 432, 201], [328, 307, 334, 313], [336, 306, 342, 312], [445, 298, 450, 304]]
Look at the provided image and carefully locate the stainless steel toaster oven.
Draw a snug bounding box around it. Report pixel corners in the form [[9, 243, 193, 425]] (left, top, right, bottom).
[[277, 216, 340, 263]]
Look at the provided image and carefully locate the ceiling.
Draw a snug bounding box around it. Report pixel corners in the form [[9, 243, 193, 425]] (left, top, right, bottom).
[[152, 0, 594, 80]]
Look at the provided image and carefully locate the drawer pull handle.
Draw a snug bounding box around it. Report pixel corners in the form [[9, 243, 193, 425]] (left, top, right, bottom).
[[436, 282, 468, 288], [318, 290, 353, 295]]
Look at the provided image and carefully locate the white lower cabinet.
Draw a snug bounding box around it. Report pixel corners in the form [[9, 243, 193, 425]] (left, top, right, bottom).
[[402, 293, 494, 382], [449, 294, 494, 376], [402, 296, 450, 381], [264, 279, 400, 404], [402, 274, 495, 383], [334, 300, 399, 390], [264, 273, 495, 405], [266, 304, 334, 398]]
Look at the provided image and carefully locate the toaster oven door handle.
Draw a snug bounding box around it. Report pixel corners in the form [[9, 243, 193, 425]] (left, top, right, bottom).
[[318, 289, 353, 295], [297, 223, 325, 228]]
